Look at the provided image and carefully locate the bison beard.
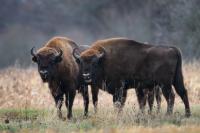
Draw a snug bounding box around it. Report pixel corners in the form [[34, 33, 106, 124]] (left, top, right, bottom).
[[31, 37, 89, 119], [74, 38, 191, 117]]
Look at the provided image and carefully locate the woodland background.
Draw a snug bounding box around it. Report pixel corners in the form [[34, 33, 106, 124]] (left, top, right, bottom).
[[0, 0, 200, 68]]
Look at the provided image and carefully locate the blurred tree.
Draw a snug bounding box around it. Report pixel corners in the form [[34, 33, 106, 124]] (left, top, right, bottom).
[[0, 0, 199, 68]]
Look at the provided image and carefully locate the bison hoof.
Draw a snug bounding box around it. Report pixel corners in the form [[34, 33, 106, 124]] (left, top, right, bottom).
[[83, 114, 88, 119], [61, 117, 66, 121], [84, 112, 88, 116], [114, 101, 122, 109], [67, 114, 72, 119], [94, 108, 98, 114], [148, 110, 152, 115], [185, 112, 191, 118], [57, 112, 63, 119], [156, 109, 161, 114], [165, 112, 172, 116]]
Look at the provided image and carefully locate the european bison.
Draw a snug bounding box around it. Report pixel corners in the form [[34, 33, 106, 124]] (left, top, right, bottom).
[[31, 37, 89, 119], [74, 47, 162, 114], [74, 46, 162, 114], [73, 38, 191, 117]]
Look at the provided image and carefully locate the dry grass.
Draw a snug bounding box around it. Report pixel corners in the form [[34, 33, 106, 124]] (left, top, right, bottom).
[[0, 61, 200, 132]]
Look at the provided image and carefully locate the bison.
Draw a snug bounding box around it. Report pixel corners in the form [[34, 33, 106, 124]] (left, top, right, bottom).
[[74, 46, 162, 114], [74, 47, 162, 114], [31, 37, 89, 119], [73, 38, 191, 117]]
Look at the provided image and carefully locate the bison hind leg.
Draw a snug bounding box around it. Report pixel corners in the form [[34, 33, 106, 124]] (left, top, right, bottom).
[[173, 78, 191, 117], [135, 88, 147, 114], [161, 84, 175, 116]]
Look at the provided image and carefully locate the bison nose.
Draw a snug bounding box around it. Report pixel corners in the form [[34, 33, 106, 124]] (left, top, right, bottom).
[[39, 70, 48, 77], [83, 73, 92, 83], [83, 73, 90, 77], [40, 70, 48, 75]]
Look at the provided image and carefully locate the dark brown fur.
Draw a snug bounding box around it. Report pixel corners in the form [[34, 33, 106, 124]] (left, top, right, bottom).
[[31, 37, 89, 119], [79, 38, 191, 117]]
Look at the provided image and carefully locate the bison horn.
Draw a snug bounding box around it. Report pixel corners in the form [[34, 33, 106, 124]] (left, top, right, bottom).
[[72, 48, 81, 59], [56, 48, 63, 57], [31, 47, 37, 57], [98, 46, 106, 58]]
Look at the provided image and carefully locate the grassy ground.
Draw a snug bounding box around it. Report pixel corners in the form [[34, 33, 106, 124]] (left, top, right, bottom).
[[0, 105, 200, 133], [0, 61, 200, 132]]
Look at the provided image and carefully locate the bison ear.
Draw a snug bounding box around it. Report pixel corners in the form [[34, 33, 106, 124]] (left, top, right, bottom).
[[96, 50, 105, 64], [32, 56, 37, 63], [53, 48, 63, 63], [72, 48, 81, 64]]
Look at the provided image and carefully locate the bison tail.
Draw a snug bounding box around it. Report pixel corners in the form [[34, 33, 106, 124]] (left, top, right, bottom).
[[173, 47, 184, 88]]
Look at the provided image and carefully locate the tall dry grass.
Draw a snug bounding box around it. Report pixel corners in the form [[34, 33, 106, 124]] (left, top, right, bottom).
[[0, 61, 200, 132], [0, 61, 199, 109]]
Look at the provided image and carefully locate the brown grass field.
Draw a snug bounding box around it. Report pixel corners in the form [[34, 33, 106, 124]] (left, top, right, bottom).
[[0, 61, 200, 133]]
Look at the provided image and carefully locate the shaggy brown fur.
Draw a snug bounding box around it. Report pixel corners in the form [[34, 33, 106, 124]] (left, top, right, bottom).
[[78, 38, 191, 117], [31, 37, 89, 119]]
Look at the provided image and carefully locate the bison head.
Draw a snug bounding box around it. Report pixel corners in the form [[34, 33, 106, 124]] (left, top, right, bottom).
[[73, 47, 105, 84], [31, 47, 63, 82]]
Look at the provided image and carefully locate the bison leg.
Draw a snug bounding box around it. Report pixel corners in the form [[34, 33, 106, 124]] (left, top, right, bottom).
[[147, 88, 154, 114], [54, 95, 64, 119], [121, 89, 127, 107], [65, 90, 76, 119], [113, 90, 127, 111], [121, 80, 128, 108], [173, 52, 191, 117], [112, 92, 121, 113], [113, 80, 127, 112], [161, 84, 175, 116], [91, 85, 99, 113], [135, 88, 147, 113], [173, 80, 191, 117], [80, 85, 89, 117], [155, 86, 162, 113]]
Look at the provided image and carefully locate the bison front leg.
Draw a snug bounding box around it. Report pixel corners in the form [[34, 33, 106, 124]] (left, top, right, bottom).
[[91, 85, 99, 113], [54, 95, 64, 119], [80, 85, 89, 117], [65, 90, 76, 119]]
